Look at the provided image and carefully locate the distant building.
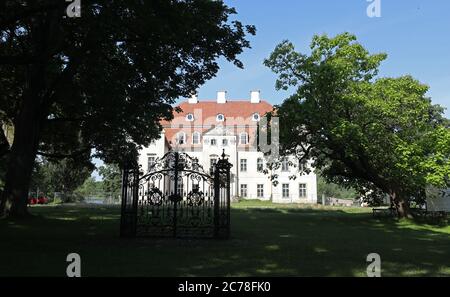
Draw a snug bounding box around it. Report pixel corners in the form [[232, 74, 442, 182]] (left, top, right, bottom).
[[138, 91, 317, 204], [427, 189, 450, 212]]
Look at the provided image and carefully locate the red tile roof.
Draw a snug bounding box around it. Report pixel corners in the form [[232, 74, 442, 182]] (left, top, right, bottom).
[[162, 100, 274, 147]]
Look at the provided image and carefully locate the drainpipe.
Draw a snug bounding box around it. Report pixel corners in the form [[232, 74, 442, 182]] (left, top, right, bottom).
[[235, 145, 239, 198]]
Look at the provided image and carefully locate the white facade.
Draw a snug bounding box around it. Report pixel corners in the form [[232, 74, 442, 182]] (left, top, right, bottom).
[[138, 92, 318, 204], [427, 189, 450, 212]]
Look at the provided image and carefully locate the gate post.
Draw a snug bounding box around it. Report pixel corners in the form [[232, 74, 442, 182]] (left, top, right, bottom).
[[120, 163, 138, 238], [214, 150, 232, 239], [173, 151, 179, 237], [213, 164, 220, 238]]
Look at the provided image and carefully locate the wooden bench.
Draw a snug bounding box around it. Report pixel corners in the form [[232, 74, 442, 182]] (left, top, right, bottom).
[[372, 208, 397, 218]]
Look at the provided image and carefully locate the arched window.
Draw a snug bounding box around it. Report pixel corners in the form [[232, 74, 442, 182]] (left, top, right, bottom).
[[192, 132, 201, 144], [176, 132, 186, 145], [240, 132, 248, 145]]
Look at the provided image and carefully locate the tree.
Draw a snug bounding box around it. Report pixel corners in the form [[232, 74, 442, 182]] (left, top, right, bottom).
[[317, 175, 357, 201], [98, 163, 121, 200], [264, 33, 450, 218], [30, 156, 94, 201], [0, 0, 255, 217], [74, 177, 103, 200]]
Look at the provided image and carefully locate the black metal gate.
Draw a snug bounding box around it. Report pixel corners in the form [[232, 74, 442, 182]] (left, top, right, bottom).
[[120, 150, 232, 239]]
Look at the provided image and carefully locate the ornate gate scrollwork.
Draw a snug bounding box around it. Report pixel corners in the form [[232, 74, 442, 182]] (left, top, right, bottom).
[[120, 150, 232, 239]]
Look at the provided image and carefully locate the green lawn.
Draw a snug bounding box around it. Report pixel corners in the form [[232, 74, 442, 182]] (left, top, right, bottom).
[[0, 202, 449, 277]]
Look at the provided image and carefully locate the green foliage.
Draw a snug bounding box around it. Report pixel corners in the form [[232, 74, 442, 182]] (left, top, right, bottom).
[[265, 33, 450, 213], [0, 1, 255, 216], [30, 158, 94, 199], [317, 175, 357, 200], [0, 0, 255, 164], [74, 177, 103, 197], [98, 163, 122, 200]]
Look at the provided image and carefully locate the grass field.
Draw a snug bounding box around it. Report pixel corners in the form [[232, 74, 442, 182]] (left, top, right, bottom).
[[0, 201, 449, 277]]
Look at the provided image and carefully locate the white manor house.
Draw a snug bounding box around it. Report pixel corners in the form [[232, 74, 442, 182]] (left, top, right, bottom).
[[138, 91, 318, 204]]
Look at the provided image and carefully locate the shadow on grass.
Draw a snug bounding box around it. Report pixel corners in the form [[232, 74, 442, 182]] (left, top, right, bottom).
[[0, 205, 449, 277]]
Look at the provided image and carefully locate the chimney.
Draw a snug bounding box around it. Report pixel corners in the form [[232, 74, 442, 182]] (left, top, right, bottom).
[[188, 93, 198, 104], [250, 90, 261, 104], [217, 91, 227, 104]]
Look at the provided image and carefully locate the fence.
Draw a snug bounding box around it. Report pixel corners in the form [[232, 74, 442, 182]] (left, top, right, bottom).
[[28, 191, 121, 205]]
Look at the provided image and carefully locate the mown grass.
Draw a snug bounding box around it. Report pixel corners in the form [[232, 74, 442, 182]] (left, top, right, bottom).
[[0, 202, 449, 277]]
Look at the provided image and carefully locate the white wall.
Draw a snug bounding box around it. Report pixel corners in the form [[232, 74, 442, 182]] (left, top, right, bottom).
[[237, 152, 317, 204], [138, 131, 167, 173], [427, 189, 450, 212], [138, 131, 318, 204], [271, 159, 317, 204]]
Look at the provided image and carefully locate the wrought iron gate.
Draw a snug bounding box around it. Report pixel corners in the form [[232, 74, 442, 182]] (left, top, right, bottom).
[[120, 150, 232, 239]]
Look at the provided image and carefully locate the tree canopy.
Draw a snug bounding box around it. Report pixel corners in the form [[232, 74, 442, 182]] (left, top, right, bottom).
[[265, 33, 450, 217], [0, 0, 255, 217], [30, 156, 94, 202], [98, 163, 121, 199]]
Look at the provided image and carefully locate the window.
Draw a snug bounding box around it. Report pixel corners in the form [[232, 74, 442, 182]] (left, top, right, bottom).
[[252, 113, 260, 122], [192, 132, 201, 144], [298, 160, 307, 173], [257, 184, 264, 198], [210, 157, 217, 174], [210, 138, 217, 146], [240, 159, 247, 172], [281, 159, 289, 172], [216, 114, 225, 122], [257, 158, 264, 172], [176, 132, 186, 145], [298, 161, 304, 172], [240, 132, 248, 145], [240, 184, 248, 198], [222, 139, 228, 146], [186, 113, 194, 121], [176, 180, 184, 195], [282, 184, 290, 199], [299, 183, 307, 198], [147, 156, 156, 172]]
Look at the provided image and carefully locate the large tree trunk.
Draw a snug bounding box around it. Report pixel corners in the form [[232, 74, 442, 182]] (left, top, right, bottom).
[[0, 67, 46, 218], [390, 191, 413, 219]]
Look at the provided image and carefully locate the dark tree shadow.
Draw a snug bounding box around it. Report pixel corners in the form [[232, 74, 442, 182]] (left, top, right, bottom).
[[0, 205, 448, 276]]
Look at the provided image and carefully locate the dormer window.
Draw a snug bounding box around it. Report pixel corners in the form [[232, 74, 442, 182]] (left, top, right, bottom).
[[192, 132, 201, 145], [239, 132, 249, 145], [186, 113, 194, 122], [216, 114, 225, 122], [176, 132, 186, 145], [252, 113, 260, 122]]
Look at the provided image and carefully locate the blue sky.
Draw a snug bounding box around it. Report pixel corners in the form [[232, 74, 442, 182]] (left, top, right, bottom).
[[94, 0, 450, 180], [193, 0, 450, 116]]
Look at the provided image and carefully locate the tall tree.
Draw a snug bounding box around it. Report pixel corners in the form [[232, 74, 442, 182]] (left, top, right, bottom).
[[265, 33, 450, 218], [98, 163, 121, 200], [0, 0, 255, 217], [30, 156, 94, 198]]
